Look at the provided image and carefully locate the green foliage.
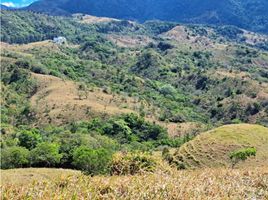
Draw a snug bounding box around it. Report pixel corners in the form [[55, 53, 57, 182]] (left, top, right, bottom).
[[132, 49, 165, 79], [0, 10, 96, 44], [159, 84, 177, 97], [103, 119, 133, 143], [1, 146, 30, 169], [144, 21, 178, 35], [30, 142, 62, 167], [215, 26, 244, 40], [110, 152, 157, 175], [229, 147, 257, 168], [18, 129, 42, 150], [56, 132, 84, 168], [72, 146, 111, 175], [103, 114, 168, 144]]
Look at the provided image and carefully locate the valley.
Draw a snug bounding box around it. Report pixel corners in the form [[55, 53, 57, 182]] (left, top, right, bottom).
[[1, 7, 268, 199]]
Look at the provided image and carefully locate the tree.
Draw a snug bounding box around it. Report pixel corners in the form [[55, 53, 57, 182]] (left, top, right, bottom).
[[77, 83, 88, 100], [103, 119, 133, 143], [229, 147, 256, 168], [57, 132, 83, 168], [72, 146, 111, 175], [1, 146, 30, 169], [18, 129, 42, 150], [30, 142, 62, 167]]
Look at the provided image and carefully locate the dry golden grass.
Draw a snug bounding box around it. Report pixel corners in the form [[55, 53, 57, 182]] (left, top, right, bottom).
[[2, 40, 58, 52], [30, 73, 201, 136], [76, 14, 119, 24], [30, 73, 139, 125], [242, 30, 268, 46], [1, 167, 268, 200], [107, 34, 153, 48], [0, 168, 81, 186], [162, 25, 216, 50], [175, 124, 268, 169]]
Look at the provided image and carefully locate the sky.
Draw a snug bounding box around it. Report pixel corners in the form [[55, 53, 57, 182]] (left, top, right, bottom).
[[1, 0, 37, 7]]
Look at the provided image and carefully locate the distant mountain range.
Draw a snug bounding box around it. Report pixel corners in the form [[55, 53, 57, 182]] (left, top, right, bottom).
[[0, 4, 15, 10], [25, 0, 268, 33]]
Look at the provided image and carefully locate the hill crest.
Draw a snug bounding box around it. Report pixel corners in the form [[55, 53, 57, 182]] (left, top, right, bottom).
[[173, 124, 268, 169]]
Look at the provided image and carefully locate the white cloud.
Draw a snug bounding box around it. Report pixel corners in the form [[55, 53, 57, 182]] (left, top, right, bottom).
[[2, 2, 16, 7]]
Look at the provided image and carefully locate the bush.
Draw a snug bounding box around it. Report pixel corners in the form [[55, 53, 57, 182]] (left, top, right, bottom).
[[72, 146, 111, 175], [30, 142, 62, 167], [162, 147, 173, 163], [18, 129, 42, 150], [103, 119, 133, 143], [110, 152, 157, 175], [159, 84, 177, 97], [229, 147, 256, 168], [1, 146, 30, 169]]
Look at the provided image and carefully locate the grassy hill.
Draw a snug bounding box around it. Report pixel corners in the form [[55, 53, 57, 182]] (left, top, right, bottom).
[[173, 124, 268, 169], [2, 167, 268, 199]]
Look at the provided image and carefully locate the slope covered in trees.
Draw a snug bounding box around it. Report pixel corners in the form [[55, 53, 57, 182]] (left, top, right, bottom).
[[26, 0, 268, 33]]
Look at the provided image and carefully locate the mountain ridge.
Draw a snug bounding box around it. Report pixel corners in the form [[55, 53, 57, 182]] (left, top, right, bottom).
[[25, 0, 268, 33]]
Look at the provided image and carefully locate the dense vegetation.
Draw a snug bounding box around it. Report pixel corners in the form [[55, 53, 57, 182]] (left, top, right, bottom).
[[1, 10, 268, 174], [26, 0, 268, 34], [1, 112, 193, 173]]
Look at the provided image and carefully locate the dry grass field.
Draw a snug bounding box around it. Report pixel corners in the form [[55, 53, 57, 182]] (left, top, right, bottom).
[[30, 73, 137, 125], [74, 14, 119, 24], [107, 35, 153, 48], [1, 167, 268, 200], [174, 124, 268, 169]]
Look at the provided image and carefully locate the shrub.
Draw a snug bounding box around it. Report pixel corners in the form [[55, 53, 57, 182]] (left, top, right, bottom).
[[72, 146, 111, 175], [159, 84, 177, 97], [30, 142, 62, 167], [110, 152, 157, 175], [1, 146, 30, 169], [162, 147, 173, 163], [18, 129, 42, 150], [103, 119, 133, 143], [229, 147, 257, 168]]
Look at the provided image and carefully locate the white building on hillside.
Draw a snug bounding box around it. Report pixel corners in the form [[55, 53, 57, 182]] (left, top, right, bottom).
[[53, 37, 67, 45]]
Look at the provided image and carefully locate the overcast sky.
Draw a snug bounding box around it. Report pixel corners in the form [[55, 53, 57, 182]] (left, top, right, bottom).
[[1, 0, 36, 7]]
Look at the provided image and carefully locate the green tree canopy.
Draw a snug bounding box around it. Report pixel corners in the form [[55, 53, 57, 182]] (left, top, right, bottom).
[[30, 142, 62, 167], [72, 146, 111, 175], [1, 146, 30, 169], [18, 129, 42, 150]]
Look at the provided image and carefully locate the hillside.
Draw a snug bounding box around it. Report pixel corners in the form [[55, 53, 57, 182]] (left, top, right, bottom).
[[2, 167, 268, 199], [1, 8, 268, 199], [26, 0, 268, 33], [1, 10, 268, 188], [173, 124, 268, 169], [1, 11, 268, 128]]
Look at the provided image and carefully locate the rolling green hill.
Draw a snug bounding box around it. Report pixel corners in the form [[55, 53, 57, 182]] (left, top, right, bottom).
[[173, 124, 268, 169]]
